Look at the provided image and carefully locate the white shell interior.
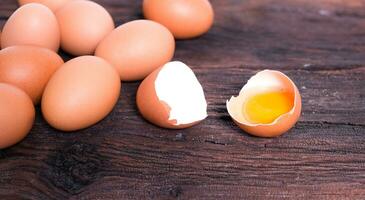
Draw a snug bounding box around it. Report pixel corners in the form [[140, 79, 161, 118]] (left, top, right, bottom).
[[226, 70, 297, 126], [155, 61, 208, 125]]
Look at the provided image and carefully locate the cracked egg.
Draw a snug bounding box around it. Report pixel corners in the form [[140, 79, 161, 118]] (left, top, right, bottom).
[[227, 70, 301, 137], [137, 61, 207, 129]]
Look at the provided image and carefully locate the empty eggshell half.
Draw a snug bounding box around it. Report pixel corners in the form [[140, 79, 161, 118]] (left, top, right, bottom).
[[1, 3, 60, 51], [137, 61, 207, 129], [18, 0, 72, 12], [226, 70, 301, 137]]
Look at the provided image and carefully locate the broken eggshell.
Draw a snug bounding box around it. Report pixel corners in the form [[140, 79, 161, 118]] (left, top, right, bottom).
[[137, 61, 207, 129], [226, 70, 302, 137]]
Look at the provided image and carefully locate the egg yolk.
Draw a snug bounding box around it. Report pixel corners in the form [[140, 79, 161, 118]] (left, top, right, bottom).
[[243, 91, 294, 124]]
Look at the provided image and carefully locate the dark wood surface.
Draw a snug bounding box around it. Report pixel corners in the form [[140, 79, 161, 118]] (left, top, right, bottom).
[[1, 0, 365, 199]]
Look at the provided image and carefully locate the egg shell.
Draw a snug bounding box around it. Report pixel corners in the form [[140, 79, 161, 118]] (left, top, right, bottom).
[[1, 3, 60, 51], [136, 62, 207, 129], [143, 0, 214, 39], [56, 0, 115, 55], [41, 56, 121, 132], [137, 67, 196, 129], [226, 70, 302, 137], [95, 20, 175, 81], [0, 83, 35, 149], [0, 46, 64, 104], [18, 0, 72, 12]]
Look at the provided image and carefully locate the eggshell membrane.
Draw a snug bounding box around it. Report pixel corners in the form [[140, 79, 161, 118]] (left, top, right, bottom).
[[0, 83, 35, 149], [143, 0, 214, 39], [18, 0, 72, 12], [137, 62, 207, 129], [1, 3, 60, 51], [95, 20, 175, 81], [0, 46, 64, 104], [56, 0, 115, 55], [41, 56, 121, 131], [226, 70, 302, 137]]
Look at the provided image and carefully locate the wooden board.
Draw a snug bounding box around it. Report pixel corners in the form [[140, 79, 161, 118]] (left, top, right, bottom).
[[0, 0, 364, 199]]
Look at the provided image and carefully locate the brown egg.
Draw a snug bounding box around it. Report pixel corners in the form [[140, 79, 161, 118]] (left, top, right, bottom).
[[137, 61, 207, 129], [95, 20, 175, 81], [143, 0, 214, 39], [0, 46, 64, 104], [1, 3, 60, 51], [226, 70, 302, 137], [0, 83, 35, 149], [56, 0, 115, 56], [18, 0, 71, 12], [42, 56, 121, 131]]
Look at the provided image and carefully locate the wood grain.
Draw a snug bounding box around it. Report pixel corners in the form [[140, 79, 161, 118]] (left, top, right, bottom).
[[0, 0, 364, 199]]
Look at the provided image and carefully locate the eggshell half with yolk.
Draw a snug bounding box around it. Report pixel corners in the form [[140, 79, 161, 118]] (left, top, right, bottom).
[[226, 70, 302, 137]]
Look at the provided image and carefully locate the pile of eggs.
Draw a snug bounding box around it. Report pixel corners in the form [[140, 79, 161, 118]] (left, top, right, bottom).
[[0, 0, 302, 149]]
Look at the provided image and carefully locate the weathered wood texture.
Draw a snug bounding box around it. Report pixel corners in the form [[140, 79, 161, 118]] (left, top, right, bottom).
[[1, 0, 365, 199]]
